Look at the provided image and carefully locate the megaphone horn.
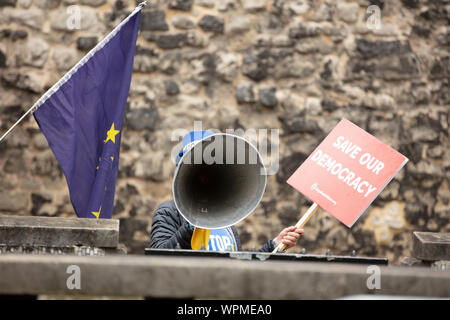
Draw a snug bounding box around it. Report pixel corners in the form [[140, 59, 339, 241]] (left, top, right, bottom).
[[173, 133, 267, 229]]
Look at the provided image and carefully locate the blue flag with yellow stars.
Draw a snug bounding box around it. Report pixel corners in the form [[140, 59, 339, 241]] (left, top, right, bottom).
[[33, 5, 143, 219]]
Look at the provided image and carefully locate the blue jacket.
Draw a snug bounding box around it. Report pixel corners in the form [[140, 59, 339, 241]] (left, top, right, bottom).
[[149, 200, 275, 252]]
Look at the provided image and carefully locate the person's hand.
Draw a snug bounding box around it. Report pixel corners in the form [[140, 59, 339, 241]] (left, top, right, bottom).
[[275, 226, 304, 249]]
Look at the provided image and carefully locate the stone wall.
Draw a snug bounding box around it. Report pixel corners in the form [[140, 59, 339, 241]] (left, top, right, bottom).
[[0, 0, 448, 264]]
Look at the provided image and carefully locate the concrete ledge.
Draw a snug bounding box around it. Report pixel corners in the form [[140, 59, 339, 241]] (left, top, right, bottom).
[[413, 232, 450, 261], [0, 216, 119, 248], [0, 254, 449, 299]]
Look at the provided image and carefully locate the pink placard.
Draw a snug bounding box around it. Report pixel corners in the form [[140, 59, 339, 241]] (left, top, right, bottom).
[[287, 119, 408, 227]]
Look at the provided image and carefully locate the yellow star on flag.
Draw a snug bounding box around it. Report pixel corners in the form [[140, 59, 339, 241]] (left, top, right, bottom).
[[91, 206, 102, 219], [104, 123, 120, 144]]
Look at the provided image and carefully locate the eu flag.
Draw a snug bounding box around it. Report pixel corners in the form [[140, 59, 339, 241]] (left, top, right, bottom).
[[33, 6, 143, 219]]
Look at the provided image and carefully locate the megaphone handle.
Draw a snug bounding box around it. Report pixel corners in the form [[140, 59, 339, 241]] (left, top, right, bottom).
[[272, 202, 320, 253]]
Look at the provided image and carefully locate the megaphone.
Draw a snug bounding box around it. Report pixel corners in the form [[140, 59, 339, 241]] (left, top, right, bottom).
[[173, 133, 267, 229]]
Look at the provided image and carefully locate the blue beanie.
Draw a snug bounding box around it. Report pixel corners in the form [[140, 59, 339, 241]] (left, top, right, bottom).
[[175, 130, 213, 165]]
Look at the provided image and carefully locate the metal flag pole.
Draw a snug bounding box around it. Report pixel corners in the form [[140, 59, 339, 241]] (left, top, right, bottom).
[[0, 108, 35, 143], [0, 1, 148, 144]]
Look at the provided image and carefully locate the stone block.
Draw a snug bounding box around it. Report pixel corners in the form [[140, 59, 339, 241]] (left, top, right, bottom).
[[242, 0, 267, 12], [0, 215, 119, 248], [413, 232, 450, 261], [140, 10, 168, 31], [198, 15, 224, 33], [168, 0, 193, 11], [0, 255, 449, 298]]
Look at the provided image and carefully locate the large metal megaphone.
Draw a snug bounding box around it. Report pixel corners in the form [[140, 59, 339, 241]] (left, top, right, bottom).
[[173, 133, 267, 229]]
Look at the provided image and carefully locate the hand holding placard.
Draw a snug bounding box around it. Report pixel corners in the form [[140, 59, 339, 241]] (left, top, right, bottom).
[[272, 203, 319, 253]]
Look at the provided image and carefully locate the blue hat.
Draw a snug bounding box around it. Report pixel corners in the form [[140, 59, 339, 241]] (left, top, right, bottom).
[[175, 130, 213, 165]]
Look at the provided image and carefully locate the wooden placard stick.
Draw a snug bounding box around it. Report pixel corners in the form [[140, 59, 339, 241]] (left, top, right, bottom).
[[272, 202, 320, 253]]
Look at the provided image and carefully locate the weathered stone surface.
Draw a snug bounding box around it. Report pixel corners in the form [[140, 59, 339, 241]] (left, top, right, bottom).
[[157, 52, 181, 74], [400, 256, 425, 267], [279, 116, 322, 135], [1, 71, 43, 92], [0, 29, 12, 38], [140, 10, 169, 31], [11, 29, 28, 40], [242, 0, 267, 12], [412, 232, 450, 261], [52, 48, 78, 71], [0, 215, 119, 248], [119, 217, 149, 252], [336, 2, 359, 24], [171, 14, 195, 30], [185, 31, 209, 48], [197, 0, 215, 8], [258, 87, 277, 108], [31, 191, 52, 215], [188, 53, 215, 84], [345, 55, 420, 80], [4, 8, 45, 30], [198, 15, 225, 33], [168, 0, 193, 11], [133, 151, 171, 181], [410, 126, 440, 143], [236, 82, 255, 103], [429, 56, 450, 79], [354, 39, 412, 59], [276, 152, 308, 184], [242, 52, 269, 81], [0, 0, 448, 264], [227, 15, 251, 34], [0, 44, 7, 67], [431, 260, 450, 271], [164, 80, 179, 96], [76, 36, 98, 51], [15, 38, 49, 68], [0, 255, 449, 298], [272, 56, 314, 79], [0, 0, 17, 7], [133, 47, 159, 73], [50, 7, 102, 32], [345, 39, 421, 80], [288, 21, 320, 38], [17, 0, 31, 8], [295, 38, 333, 54], [156, 33, 187, 49], [35, 0, 60, 9], [401, 0, 420, 8], [30, 150, 60, 177], [79, 0, 105, 7], [216, 51, 240, 82], [0, 192, 28, 212], [126, 106, 159, 131], [3, 150, 26, 174], [427, 145, 443, 159], [408, 161, 443, 179]]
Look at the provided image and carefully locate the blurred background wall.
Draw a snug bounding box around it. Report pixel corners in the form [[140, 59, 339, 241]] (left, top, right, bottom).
[[0, 0, 448, 264]]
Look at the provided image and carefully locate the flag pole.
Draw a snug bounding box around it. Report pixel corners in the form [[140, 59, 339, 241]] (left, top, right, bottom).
[[0, 1, 148, 144], [0, 107, 35, 143], [272, 202, 320, 253]]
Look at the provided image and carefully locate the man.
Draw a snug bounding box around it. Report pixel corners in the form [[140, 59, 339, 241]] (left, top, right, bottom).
[[150, 131, 304, 252]]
